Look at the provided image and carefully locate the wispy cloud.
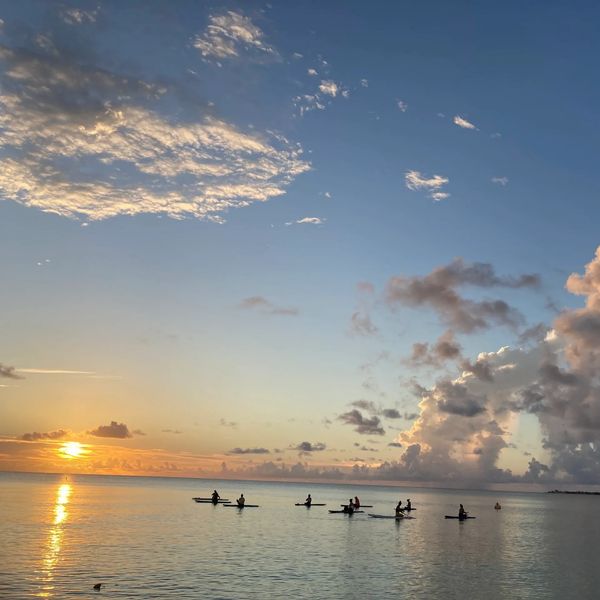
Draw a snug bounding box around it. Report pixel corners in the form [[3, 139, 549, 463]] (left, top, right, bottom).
[[193, 11, 277, 61], [20, 429, 69, 441], [287, 217, 325, 226], [228, 447, 270, 455], [293, 441, 327, 455], [0, 43, 309, 223], [307, 68, 318, 76], [0, 363, 22, 379], [397, 99, 408, 112], [239, 296, 298, 316], [17, 368, 94, 375], [338, 409, 385, 435], [453, 115, 477, 130], [60, 8, 98, 25], [491, 176, 508, 186], [360, 79, 368, 88], [405, 170, 450, 201]]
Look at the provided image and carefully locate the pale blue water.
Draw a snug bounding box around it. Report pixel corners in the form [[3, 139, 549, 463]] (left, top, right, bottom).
[[1, 472, 599, 598]]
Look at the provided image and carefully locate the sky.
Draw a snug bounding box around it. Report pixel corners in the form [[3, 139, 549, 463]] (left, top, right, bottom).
[[2, 0, 600, 487]]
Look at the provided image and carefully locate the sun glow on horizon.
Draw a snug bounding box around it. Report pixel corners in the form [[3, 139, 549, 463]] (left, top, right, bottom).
[[59, 442, 84, 459]]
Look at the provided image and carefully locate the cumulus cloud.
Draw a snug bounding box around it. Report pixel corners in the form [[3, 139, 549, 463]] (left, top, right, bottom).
[[239, 296, 298, 316], [386, 257, 540, 333], [405, 170, 450, 201], [338, 409, 385, 435], [228, 447, 270, 454], [0, 363, 22, 379], [453, 115, 477, 130], [289, 217, 325, 226], [88, 421, 141, 439], [193, 11, 277, 61], [0, 40, 308, 223], [20, 429, 68, 441]]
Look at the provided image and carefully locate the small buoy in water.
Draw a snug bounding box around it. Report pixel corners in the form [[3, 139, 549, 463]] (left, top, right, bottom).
[[93, 583, 102, 591]]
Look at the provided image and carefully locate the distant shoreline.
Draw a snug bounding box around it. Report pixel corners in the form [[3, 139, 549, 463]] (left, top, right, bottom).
[[548, 490, 600, 495]]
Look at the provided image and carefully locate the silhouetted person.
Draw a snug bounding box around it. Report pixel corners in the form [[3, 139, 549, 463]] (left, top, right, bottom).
[[395, 500, 404, 517], [237, 493, 245, 507], [494, 502, 501, 510], [344, 499, 355, 514], [458, 504, 466, 519], [305, 494, 312, 506], [211, 490, 220, 503], [354, 496, 361, 509], [406, 498, 412, 510]]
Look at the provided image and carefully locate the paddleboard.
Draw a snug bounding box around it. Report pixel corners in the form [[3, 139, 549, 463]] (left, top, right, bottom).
[[444, 515, 476, 519], [193, 497, 229, 502], [328, 509, 364, 514], [193, 499, 228, 503], [368, 513, 413, 520], [340, 504, 373, 508], [223, 504, 259, 508], [295, 503, 326, 506]]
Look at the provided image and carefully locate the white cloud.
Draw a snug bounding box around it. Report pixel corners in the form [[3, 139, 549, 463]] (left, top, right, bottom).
[[193, 11, 277, 60], [397, 100, 408, 112], [405, 171, 450, 201], [324, 192, 332, 198], [287, 217, 325, 226], [319, 80, 339, 97], [360, 79, 368, 88], [61, 8, 98, 25], [453, 115, 477, 130], [491, 177, 508, 186], [0, 47, 309, 222], [307, 68, 318, 76]]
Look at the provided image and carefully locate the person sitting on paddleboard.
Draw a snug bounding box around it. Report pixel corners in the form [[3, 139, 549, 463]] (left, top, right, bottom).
[[344, 499, 355, 514], [458, 504, 466, 519], [354, 496, 360, 509], [237, 494, 245, 507], [305, 494, 312, 506], [211, 490, 220, 503], [494, 502, 501, 510], [395, 500, 404, 517], [406, 498, 412, 510]]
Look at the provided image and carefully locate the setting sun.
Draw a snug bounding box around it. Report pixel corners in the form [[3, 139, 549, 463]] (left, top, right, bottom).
[[60, 442, 83, 459]]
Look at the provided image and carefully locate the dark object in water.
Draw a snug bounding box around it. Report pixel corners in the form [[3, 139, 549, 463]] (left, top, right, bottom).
[[328, 509, 364, 514], [93, 583, 102, 591], [340, 504, 373, 508], [445, 515, 476, 520], [295, 503, 326, 506]]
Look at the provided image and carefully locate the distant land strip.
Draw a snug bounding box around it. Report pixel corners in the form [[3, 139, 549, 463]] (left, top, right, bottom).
[[548, 490, 600, 495]]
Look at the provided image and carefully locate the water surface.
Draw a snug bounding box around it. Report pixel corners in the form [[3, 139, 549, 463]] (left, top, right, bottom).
[[1, 472, 598, 598]]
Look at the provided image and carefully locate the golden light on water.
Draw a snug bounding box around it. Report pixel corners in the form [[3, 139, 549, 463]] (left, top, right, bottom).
[[59, 442, 83, 459], [37, 483, 72, 598]]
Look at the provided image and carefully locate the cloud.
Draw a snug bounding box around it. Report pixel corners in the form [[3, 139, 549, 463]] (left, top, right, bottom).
[[219, 418, 238, 428], [319, 80, 340, 97], [228, 447, 270, 454], [291, 217, 325, 225], [239, 296, 298, 316], [360, 79, 368, 88], [453, 115, 477, 130], [385, 257, 540, 333], [88, 421, 140, 439], [193, 11, 277, 61], [388, 442, 403, 448], [397, 100, 408, 112], [60, 8, 98, 25], [381, 408, 402, 419], [350, 312, 378, 336], [293, 441, 327, 454], [161, 429, 183, 434], [17, 368, 94, 375], [0, 42, 309, 223], [492, 177, 509, 186], [409, 330, 462, 366], [307, 68, 318, 76], [405, 170, 450, 201], [0, 363, 22, 379], [338, 409, 385, 435], [20, 429, 68, 441]]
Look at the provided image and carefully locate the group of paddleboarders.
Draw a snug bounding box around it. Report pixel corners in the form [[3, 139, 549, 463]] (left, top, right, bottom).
[[341, 496, 361, 514]]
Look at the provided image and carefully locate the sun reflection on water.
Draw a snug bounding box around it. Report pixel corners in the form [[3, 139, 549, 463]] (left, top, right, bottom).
[[37, 483, 72, 598]]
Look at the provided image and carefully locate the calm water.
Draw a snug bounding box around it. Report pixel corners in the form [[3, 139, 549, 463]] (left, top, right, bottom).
[[1, 472, 599, 598]]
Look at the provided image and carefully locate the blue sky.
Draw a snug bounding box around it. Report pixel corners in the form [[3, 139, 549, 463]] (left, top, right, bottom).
[[2, 0, 600, 485]]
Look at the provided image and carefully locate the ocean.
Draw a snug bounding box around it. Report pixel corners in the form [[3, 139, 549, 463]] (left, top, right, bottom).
[[1, 472, 599, 599]]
